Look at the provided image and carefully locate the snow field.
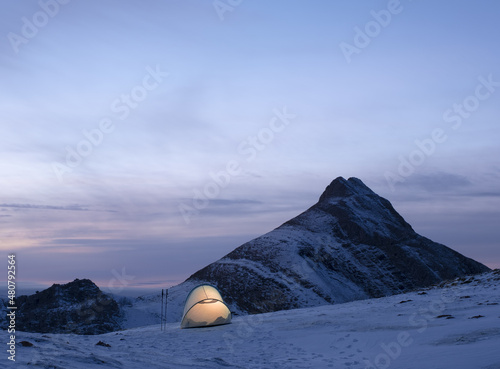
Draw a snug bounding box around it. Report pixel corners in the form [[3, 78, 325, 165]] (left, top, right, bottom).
[[10, 271, 500, 369]]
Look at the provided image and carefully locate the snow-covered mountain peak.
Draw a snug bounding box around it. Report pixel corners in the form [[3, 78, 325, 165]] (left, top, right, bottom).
[[172, 176, 489, 318], [309, 177, 414, 245], [318, 176, 374, 203]]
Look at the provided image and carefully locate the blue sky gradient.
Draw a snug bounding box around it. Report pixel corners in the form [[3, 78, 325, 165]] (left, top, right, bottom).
[[1, 0, 499, 295]]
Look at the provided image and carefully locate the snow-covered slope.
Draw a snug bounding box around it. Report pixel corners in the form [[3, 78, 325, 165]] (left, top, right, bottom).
[[156, 177, 488, 321], [13, 270, 500, 369], [121, 279, 200, 328]]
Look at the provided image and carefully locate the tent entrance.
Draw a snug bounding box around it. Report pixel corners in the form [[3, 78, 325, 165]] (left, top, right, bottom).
[[180, 285, 232, 329]]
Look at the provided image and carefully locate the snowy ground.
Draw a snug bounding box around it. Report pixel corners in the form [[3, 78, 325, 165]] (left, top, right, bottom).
[[8, 270, 500, 369]]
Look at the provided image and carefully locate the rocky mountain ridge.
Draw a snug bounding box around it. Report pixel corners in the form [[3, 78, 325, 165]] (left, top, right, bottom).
[[174, 176, 489, 316]]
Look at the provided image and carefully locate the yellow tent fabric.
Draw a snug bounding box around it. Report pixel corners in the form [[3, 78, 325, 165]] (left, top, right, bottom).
[[181, 285, 232, 329]]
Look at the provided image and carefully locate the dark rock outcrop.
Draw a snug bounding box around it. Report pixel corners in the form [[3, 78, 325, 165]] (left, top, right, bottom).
[[1, 279, 120, 334]]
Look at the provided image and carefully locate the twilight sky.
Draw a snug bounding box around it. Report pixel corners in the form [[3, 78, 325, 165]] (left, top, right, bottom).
[[1, 0, 499, 296]]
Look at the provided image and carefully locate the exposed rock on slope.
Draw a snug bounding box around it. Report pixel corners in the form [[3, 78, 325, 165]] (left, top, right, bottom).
[[180, 177, 489, 315]]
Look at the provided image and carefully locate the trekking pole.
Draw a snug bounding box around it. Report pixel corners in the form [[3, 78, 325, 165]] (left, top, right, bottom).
[[164, 289, 168, 330], [161, 289, 164, 331]]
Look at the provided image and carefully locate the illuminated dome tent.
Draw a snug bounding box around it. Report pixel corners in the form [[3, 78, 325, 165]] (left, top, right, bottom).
[[180, 284, 232, 329]]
